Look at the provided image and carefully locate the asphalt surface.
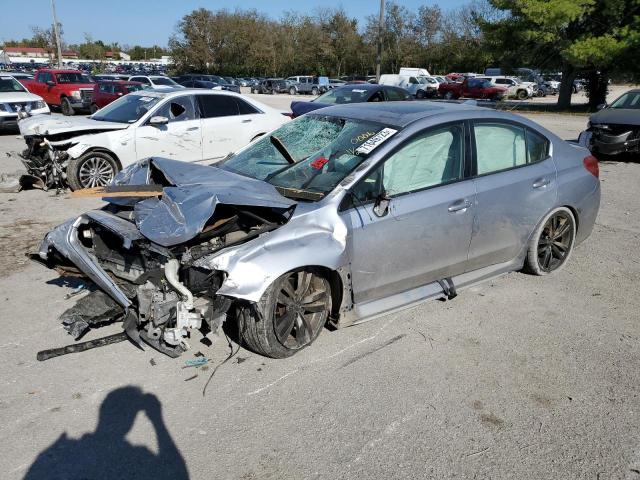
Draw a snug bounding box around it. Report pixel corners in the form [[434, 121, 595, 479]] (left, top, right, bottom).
[[0, 94, 639, 480]]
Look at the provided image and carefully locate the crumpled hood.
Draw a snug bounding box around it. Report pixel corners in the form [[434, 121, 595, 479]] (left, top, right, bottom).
[[110, 157, 296, 247], [590, 108, 640, 127], [19, 115, 129, 136]]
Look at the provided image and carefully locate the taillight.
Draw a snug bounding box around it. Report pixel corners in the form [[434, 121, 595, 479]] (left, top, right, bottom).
[[583, 155, 599, 178]]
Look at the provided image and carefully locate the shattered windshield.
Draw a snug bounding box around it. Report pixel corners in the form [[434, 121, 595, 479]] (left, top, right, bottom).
[[219, 115, 392, 198], [91, 93, 163, 123], [610, 92, 640, 109], [0, 77, 26, 92], [314, 87, 371, 105]]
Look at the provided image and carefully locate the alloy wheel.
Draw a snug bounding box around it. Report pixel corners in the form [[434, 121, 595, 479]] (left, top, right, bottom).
[[78, 156, 115, 188], [537, 211, 574, 272], [273, 271, 330, 350]]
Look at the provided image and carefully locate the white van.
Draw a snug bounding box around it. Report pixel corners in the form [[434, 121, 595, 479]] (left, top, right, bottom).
[[379, 74, 439, 98], [399, 67, 430, 77]]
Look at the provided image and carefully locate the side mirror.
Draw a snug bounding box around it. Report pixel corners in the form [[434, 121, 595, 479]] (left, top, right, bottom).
[[149, 115, 169, 126], [46, 80, 55, 87], [597, 103, 607, 110], [373, 193, 390, 217]]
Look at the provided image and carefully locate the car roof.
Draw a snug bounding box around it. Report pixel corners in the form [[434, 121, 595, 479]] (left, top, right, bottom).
[[311, 101, 485, 128], [97, 80, 141, 85]]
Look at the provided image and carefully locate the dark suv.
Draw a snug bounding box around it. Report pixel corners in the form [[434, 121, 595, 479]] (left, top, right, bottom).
[[176, 74, 240, 93], [251, 78, 287, 94]]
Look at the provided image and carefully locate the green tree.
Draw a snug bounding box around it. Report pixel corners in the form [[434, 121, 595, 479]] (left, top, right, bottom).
[[483, 0, 640, 108]]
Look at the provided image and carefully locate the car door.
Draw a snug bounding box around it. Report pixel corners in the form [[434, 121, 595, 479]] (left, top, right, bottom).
[[198, 94, 250, 161], [135, 94, 203, 162], [341, 122, 475, 304], [466, 121, 556, 271]]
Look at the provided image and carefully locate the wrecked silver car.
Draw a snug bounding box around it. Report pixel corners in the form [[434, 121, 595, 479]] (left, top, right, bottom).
[[34, 102, 600, 359]]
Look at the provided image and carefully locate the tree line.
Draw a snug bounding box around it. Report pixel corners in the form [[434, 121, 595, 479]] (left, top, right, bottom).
[[169, 0, 639, 108]]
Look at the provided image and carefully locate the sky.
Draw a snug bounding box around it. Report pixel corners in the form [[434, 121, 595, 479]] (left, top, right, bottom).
[[2, 0, 470, 47]]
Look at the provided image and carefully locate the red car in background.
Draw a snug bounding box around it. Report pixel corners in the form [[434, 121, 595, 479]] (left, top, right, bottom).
[[438, 77, 508, 100], [90, 80, 146, 113], [20, 69, 95, 115]]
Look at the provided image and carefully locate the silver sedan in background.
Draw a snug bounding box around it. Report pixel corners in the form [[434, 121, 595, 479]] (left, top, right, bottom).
[[35, 102, 600, 360]]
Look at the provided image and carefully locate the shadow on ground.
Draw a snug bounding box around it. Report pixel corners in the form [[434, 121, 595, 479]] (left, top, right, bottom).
[[23, 386, 189, 480]]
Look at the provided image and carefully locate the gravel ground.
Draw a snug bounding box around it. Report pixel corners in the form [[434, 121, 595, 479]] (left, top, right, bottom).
[[0, 93, 638, 480]]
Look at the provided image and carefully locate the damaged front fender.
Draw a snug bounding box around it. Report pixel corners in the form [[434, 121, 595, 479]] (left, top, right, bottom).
[[195, 199, 350, 303]]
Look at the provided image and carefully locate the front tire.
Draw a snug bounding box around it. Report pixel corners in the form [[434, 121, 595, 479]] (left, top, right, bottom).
[[66, 151, 118, 191], [238, 269, 331, 358], [416, 90, 426, 99], [517, 89, 528, 100], [90, 103, 99, 114], [444, 91, 455, 100], [311, 87, 319, 96], [289, 87, 297, 95], [61, 97, 75, 116], [524, 207, 576, 275]]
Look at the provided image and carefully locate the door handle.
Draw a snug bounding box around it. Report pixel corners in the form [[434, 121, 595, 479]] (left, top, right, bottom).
[[186, 127, 199, 131], [532, 177, 550, 188], [241, 119, 252, 123], [448, 199, 472, 213]]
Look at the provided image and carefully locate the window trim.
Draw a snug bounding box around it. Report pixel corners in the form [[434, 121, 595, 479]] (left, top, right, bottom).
[[470, 119, 551, 178], [340, 121, 470, 211]]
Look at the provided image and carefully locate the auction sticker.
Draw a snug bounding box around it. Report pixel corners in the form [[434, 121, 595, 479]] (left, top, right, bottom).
[[355, 128, 398, 155]]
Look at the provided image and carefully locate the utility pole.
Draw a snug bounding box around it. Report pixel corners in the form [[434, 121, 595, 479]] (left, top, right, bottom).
[[375, 0, 385, 83], [50, 0, 63, 67]]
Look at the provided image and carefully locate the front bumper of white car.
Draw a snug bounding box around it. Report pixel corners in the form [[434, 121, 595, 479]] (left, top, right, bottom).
[[0, 101, 50, 127]]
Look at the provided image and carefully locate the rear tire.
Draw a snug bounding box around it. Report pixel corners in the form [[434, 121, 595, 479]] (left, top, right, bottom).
[[524, 207, 576, 275], [517, 89, 528, 100], [61, 97, 74, 116], [289, 87, 297, 95], [238, 269, 331, 358], [311, 87, 319, 96], [66, 151, 119, 191], [416, 90, 426, 99]]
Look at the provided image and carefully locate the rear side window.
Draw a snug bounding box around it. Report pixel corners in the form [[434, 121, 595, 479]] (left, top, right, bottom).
[[526, 129, 549, 163], [198, 95, 238, 117], [237, 99, 259, 115], [474, 123, 527, 174]]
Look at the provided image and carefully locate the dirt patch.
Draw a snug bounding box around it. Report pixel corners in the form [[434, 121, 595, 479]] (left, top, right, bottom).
[[0, 218, 56, 277]]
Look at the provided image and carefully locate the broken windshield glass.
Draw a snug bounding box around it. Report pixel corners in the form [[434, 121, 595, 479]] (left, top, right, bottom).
[[219, 115, 389, 197]]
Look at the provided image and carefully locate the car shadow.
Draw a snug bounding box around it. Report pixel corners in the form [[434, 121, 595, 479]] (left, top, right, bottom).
[[23, 386, 189, 480]]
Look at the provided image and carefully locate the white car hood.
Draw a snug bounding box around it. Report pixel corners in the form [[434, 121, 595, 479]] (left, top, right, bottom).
[[19, 115, 129, 137], [0, 91, 44, 103]]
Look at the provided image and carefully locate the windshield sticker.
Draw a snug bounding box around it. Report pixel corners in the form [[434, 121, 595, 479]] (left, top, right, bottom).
[[310, 157, 329, 170], [352, 89, 367, 93], [355, 128, 398, 155], [351, 131, 376, 144], [138, 96, 155, 102]]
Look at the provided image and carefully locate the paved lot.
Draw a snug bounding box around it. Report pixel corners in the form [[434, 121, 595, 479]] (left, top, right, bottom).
[[0, 95, 638, 479]]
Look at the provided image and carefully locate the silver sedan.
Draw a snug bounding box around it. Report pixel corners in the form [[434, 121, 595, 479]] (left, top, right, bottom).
[[35, 102, 600, 360]]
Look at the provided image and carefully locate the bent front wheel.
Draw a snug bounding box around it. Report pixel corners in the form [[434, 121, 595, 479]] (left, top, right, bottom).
[[238, 269, 331, 358]]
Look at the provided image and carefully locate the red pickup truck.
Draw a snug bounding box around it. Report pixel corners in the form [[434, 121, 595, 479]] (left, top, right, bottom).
[[438, 77, 507, 101], [20, 69, 95, 115]]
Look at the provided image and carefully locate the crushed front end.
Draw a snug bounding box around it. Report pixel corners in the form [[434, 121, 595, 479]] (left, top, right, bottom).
[[34, 158, 297, 358], [589, 122, 640, 156]]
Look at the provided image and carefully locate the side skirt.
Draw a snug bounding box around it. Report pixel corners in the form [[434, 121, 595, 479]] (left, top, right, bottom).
[[339, 258, 523, 328]]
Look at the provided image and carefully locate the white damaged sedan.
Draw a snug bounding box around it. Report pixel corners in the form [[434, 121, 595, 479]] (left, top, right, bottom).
[[18, 88, 290, 190]]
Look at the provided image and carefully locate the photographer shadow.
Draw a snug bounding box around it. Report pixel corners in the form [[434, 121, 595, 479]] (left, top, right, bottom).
[[24, 386, 189, 480]]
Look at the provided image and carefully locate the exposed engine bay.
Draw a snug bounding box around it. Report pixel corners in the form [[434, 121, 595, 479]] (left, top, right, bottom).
[[35, 157, 297, 358]]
